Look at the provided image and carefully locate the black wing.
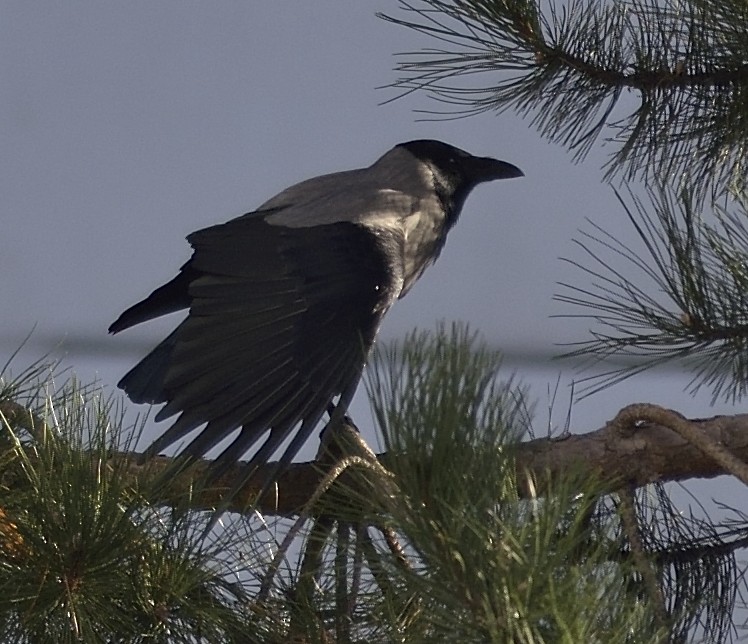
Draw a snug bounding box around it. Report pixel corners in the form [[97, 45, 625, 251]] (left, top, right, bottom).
[[109, 266, 198, 336], [112, 212, 401, 476]]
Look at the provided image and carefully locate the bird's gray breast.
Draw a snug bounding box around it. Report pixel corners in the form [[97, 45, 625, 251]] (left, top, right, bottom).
[[395, 195, 448, 298]]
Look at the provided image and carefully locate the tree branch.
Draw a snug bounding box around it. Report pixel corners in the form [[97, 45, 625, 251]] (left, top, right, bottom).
[[103, 405, 748, 516]]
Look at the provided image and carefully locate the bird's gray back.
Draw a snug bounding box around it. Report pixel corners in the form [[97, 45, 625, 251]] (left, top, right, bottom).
[[262, 147, 448, 299]]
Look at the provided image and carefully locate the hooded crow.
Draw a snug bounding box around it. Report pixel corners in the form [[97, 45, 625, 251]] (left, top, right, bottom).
[[110, 139, 522, 480]]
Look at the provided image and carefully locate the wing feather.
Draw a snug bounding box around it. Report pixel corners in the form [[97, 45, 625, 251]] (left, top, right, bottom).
[[126, 211, 403, 471]]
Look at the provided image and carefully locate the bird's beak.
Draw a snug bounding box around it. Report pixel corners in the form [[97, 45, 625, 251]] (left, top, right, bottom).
[[473, 156, 524, 181]]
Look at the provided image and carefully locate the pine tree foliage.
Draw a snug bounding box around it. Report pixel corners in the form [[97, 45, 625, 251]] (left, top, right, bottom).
[[2, 329, 742, 641], [376, 3, 748, 639], [365, 326, 738, 642], [381, 0, 748, 198], [380, 1, 748, 402], [0, 362, 258, 642], [556, 187, 748, 401]]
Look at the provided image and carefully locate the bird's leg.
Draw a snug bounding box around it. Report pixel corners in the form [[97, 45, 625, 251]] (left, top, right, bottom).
[[287, 514, 335, 639], [314, 411, 374, 472]]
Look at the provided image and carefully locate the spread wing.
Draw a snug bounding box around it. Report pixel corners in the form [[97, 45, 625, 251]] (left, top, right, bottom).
[[112, 210, 402, 476]]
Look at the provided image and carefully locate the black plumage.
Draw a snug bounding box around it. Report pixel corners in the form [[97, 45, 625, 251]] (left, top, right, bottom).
[[110, 139, 522, 479]]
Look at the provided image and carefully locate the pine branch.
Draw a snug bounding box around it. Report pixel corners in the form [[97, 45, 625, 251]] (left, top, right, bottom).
[[381, 0, 748, 196], [557, 186, 748, 401], [6, 391, 746, 517], [78, 406, 748, 517]]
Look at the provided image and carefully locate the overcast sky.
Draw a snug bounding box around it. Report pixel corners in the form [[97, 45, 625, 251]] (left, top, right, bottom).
[[1, 1, 739, 494]]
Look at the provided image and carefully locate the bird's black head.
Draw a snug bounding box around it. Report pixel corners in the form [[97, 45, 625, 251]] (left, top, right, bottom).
[[398, 139, 523, 226]]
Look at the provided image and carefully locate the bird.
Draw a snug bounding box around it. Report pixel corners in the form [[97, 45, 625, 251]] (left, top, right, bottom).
[[110, 139, 523, 484]]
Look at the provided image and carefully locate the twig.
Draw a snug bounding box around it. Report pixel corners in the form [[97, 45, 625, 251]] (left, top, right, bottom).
[[616, 484, 669, 639], [380, 525, 411, 572], [334, 522, 351, 643], [288, 515, 335, 639]]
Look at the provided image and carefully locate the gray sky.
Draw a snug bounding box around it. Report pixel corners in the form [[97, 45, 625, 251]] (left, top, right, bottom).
[[1, 1, 738, 485]]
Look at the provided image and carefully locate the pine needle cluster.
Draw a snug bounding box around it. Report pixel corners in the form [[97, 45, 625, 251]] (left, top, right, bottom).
[[382, 0, 748, 197]]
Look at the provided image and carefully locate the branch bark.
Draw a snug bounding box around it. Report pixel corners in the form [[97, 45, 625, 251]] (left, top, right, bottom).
[[110, 405, 748, 516]]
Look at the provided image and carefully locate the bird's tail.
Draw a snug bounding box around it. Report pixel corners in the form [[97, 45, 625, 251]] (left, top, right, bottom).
[[118, 327, 181, 404]]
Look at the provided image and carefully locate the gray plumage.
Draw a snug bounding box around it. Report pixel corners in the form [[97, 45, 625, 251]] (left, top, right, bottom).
[[110, 139, 522, 479]]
